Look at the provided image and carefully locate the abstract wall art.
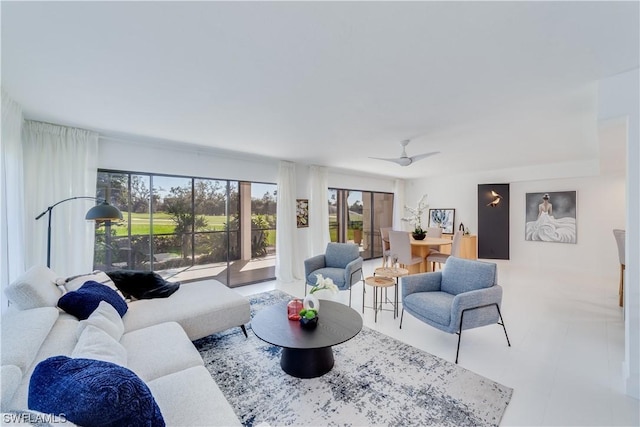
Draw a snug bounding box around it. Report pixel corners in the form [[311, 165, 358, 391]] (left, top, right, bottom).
[[428, 209, 455, 234]]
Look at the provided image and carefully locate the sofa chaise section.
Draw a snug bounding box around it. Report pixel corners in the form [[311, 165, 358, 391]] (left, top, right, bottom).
[[122, 279, 250, 341]]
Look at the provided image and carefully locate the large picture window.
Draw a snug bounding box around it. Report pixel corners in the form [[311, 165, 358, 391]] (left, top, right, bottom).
[[94, 170, 276, 287]]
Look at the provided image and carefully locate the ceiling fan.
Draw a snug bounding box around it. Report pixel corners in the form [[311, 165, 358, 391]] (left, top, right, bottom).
[[369, 139, 440, 167]]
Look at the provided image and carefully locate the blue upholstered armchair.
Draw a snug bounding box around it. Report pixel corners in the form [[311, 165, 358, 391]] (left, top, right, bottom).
[[304, 242, 363, 306], [400, 257, 510, 363]]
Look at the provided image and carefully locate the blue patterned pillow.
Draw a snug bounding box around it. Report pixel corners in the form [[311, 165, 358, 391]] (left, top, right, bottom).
[[58, 281, 127, 320], [29, 356, 164, 427]]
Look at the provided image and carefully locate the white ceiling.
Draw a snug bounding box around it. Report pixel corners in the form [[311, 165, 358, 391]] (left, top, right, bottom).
[[2, 1, 638, 179]]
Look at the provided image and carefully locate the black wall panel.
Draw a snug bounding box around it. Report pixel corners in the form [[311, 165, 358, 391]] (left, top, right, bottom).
[[478, 184, 510, 259]]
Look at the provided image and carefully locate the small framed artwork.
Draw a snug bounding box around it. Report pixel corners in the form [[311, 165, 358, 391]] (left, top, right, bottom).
[[525, 191, 576, 243], [296, 199, 309, 228], [428, 209, 455, 234]]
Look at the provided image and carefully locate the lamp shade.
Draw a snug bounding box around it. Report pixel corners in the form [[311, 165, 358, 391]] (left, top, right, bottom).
[[85, 201, 123, 221]]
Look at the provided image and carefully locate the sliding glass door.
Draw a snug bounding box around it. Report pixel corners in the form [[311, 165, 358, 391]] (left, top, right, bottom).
[[94, 170, 276, 287], [328, 188, 393, 260]]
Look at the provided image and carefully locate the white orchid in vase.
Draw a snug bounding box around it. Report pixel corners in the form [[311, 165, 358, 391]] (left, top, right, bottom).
[[402, 194, 429, 236], [310, 274, 339, 295], [304, 274, 339, 314]]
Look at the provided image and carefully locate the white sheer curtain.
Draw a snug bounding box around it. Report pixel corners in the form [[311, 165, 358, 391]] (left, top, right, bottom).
[[1, 91, 25, 310], [23, 121, 99, 277], [307, 165, 330, 256], [393, 178, 406, 230], [275, 161, 303, 282]]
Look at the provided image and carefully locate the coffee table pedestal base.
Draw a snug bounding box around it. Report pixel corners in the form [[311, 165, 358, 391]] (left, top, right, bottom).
[[281, 347, 334, 378]]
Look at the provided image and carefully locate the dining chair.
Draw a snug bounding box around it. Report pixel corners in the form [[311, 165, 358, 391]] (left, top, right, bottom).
[[425, 227, 443, 254], [425, 227, 442, 238], [426, 231, 463, 271], [388, 230, 423, 270], [380, 227, 392, 267], [613, 229, 625, 307]]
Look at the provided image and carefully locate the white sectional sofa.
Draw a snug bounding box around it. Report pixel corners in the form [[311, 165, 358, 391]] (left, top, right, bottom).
[[1, 265, 251, 426]]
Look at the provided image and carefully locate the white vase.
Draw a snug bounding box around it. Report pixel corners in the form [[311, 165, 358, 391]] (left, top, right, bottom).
[[303, 293, 320, 312]]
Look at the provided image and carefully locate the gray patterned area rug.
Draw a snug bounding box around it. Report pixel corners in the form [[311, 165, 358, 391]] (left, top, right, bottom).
[[194, 290, 512, 426]]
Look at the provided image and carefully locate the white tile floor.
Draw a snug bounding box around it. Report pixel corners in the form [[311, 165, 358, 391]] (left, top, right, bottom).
[[233, 259, 639, 426]]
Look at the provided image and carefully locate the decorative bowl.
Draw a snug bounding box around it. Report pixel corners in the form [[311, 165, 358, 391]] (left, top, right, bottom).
[[412, 232, 426, 240], [300, 316, 318, 330]]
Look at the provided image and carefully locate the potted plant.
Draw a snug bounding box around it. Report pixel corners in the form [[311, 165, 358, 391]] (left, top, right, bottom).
[[352, 222, 363, 245], [298, 308, 318, 329], [402, 194, 429, 240]]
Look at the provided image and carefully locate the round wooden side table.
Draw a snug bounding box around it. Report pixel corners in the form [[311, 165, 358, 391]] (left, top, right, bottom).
[[363, 276, 395, 322], [373, 267, 408, 318]]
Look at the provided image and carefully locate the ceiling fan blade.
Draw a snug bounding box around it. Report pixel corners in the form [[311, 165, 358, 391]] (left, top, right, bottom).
[[368, 156, 411, 166], [409, 151, 440, 162], [370, 141, 437, 167]]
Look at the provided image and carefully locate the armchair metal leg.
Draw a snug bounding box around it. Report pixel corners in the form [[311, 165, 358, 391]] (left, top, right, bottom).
[[455, 328, 463, 364], [455, 303, 511, 364], [348, 268, 364, 308], [399, 308, 405, 329], [240, 324, 248, 338], [495, 304, 511, 347], [619, 263, 625, 307]]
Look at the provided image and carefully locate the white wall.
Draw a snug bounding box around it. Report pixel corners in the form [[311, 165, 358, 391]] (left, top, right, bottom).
[[407, 171, 625, 279], [99, 136, 279, 183], [328, 170, 396, 194], [597, 68, 639, 399], [511, 175, 624, 276]]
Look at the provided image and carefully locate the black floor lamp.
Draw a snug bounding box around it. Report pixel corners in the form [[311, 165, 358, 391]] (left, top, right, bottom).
[[35, 196, 123, 268]]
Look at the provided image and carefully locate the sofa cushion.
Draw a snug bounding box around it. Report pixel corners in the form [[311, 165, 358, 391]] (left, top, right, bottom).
[[307, 268, 346, 288], [147, 366, 241, 427], [404, 291, 455, 327], [72, 325, 127, 367], [58, 281, 127, 320], [441, 257, 496, 295], [120, 322, 202, 382], [9, 316, 80, 411], [106, 270, 180, 300], [65, 271, 118, 293], [1, 365, 22, 411], [1, 307, 59, 372], [324, 242, 359, 269], [77, 301, 124, 341], [29, 356, 164, 427], [5, 266, 60, 309]]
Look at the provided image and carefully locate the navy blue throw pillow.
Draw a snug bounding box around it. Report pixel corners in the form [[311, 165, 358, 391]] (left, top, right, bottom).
[[58, 281, 127, 320], [29, 356, 164, 427]]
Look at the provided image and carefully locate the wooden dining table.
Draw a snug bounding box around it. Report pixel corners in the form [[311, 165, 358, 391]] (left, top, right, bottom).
[[409, 236, 453, 273]]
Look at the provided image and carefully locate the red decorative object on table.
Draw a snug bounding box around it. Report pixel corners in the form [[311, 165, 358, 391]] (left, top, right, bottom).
[[287, 299, 303, 320]]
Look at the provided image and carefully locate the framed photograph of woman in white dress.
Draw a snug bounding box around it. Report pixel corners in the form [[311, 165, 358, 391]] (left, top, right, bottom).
[[525, 191, 577, 243]]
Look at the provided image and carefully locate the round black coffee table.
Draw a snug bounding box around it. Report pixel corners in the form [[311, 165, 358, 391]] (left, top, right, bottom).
[[251, 300, 363, 378]]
